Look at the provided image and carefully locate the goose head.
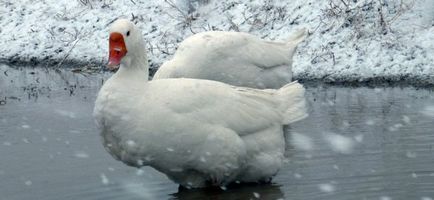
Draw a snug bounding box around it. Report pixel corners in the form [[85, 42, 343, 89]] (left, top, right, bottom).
[[107, 19, 147, 71]]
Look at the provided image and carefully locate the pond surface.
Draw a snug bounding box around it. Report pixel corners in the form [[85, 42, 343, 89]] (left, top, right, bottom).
[[1, 65, 434, 200]]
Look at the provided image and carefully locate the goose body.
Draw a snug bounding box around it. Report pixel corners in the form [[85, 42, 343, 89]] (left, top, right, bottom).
[[94, 19, 308, 188], [153, 30, 307, 89]]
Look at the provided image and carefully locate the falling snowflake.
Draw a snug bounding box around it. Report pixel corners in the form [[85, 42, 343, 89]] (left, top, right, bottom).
[[323, 132, 355, 154], [100, 173, 109, 185], [318, 183, 335, 193]]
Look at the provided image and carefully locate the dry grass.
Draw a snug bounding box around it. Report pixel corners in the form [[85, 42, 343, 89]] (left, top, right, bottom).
[[322, 0, 415, 37], [77, 0, 113, 9], [310, 0, 416, 66]]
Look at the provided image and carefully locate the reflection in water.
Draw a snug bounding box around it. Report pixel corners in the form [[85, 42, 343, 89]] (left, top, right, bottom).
[[172, 183, 283, 200], [0, 64, 108, 101], [279, 85, 434, 200], [1, 65, 434, 200]]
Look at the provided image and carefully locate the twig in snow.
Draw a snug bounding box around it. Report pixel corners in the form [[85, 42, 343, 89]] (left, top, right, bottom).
[[226, 15, 240, 32], [164, 0, 189, 19], [387, 0, 415, 24], [340, 0, 349, 8], [55, 37, 81, 69], [163, 0, 197, 29], [79, 0, 93, 9]]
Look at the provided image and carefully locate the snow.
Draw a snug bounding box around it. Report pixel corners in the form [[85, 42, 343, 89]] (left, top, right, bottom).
[[402, 115, 411, 124], [126, 140, 137, 147], [253, 192, 260, 198], [388, 123, 403, 132], [100, 173, 109, 185], [69, 130, 81, 134], [22, 138, 30, 144], [121, 181, 156, 200], [136, 169, 145, 176], [166, 147, 174, 152], [290, 132, 314, 151], [354, 134, 364, 143], [1, 0, 433, 84], [323, 132, 356, 154], [406, 151, 417, 158], [420, 105, 434, 118], [294, 173, 302, 179], [54, 109, 77, 118], [21, 124, 30, 129], [380, 196, 392, 200], [3, 141, 12, 146], [421, 197, 433, 200], [74, 151, 90, 158], [24, 180, 32, 186], [318, 183, 335, 193], [169, 168, 183, 172], [365, 119, 376, 126]]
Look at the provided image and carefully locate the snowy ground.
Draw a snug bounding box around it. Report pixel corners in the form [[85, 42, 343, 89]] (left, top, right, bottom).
[[1, 0, 433, 85]]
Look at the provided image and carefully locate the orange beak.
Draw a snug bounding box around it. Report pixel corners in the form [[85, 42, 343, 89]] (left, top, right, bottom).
[[108, 32, 127, 70]]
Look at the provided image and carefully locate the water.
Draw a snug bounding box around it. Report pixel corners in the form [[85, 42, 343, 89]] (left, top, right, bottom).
[[1, 65, 433, 200]]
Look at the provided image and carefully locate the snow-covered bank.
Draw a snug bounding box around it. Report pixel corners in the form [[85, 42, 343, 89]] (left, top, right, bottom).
[[1, 0, 433, 85]]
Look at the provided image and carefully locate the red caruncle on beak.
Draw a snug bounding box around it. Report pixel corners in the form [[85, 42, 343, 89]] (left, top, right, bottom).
[[108, 32, 127, 70]]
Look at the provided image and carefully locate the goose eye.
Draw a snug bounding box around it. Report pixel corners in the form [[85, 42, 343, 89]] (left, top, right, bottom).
[[126, 31, 130, 37]]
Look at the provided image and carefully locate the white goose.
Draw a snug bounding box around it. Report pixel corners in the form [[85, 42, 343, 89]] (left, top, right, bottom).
[[153, 29, 307, 89], [94, 19, 308, 188]]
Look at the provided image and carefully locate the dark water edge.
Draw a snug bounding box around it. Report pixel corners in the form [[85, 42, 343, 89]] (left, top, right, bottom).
[[297, 75, 434, 89], [1, 65, 434, 200], [0, 59, 160, 76], [0, 58, 103, 69], [1, 59, 433, 87]]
